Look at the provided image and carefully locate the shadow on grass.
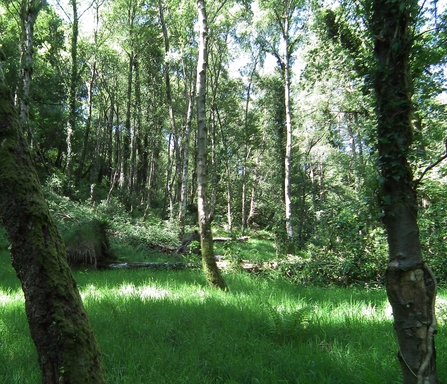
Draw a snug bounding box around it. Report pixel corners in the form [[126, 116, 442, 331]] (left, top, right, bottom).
[[1, 256, 447, 383]]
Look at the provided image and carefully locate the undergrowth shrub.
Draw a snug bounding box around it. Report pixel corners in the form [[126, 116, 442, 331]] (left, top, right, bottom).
[[418, 190, 447, 283], [264, 302, 313, 343], [64, 219, 115, 269], [43, 187, 181, 262], [273, 246, 387, 287]]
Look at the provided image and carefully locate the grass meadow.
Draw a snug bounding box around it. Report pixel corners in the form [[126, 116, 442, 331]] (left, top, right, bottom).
[[1, 250, 447, 384]]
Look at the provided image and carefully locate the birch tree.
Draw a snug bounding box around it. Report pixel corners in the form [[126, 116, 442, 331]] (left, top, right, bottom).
[[195, 0, 227, 290], [256, 0, 307, 250]]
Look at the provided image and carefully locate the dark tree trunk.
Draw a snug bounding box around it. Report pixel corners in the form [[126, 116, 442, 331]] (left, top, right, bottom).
[[0, 74, 106, 384], [370, 1, 438, 382]]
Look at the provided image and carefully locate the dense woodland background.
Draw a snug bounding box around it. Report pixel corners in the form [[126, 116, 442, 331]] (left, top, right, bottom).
[[1, 0, 447, 382], [0, 0, 447, 284]]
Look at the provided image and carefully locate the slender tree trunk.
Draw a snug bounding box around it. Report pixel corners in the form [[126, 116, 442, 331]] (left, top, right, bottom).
[[0, 72, 106, 384], [66, 0, 79, 180], [225, 164, 233, 233], [158, 0, 181, 218], [283, 36, 294, 249], [19, 0, 43, 143], [241, 75, 255, 234], [129, 59, 142, 213], [247, 129, 266, 229], [195, 0, 227, 290], [78, 61, 96, 181], [371, 1, 438, 383], [179, 79, 195, 235], [123, 51, 134, 206]]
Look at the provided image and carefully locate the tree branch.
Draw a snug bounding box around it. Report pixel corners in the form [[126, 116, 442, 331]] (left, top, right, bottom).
[[415, 151, 447, 186]]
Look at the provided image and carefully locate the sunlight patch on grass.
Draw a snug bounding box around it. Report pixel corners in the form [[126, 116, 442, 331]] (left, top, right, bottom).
[[310, 297, 391, 326], [0, 289, 23, 306], [117, 283, 171, 300], [80, 282, 173, 302]]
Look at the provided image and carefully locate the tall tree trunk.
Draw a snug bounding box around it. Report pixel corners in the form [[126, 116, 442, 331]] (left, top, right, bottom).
[[77, 60, 96, 181], [66, 0, 79, 180], [0, 71, 106, 384], [123, 51, 134, 207], [370, 1, 438, 383], [195, 0, 227, 290], [225, 164, 233, 233], [283, 25, 294, 250], [158, 0, 181, 218], [241, 73, 255, 234], [179, 79, 195, 236], [19, 0, 43, 143], [129, 59, 141, 213]]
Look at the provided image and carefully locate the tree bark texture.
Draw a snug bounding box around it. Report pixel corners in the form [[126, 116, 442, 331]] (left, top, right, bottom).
[[371, 1, 438, 382], [0, 76, 106, 384], [195, 0, 227, 290]]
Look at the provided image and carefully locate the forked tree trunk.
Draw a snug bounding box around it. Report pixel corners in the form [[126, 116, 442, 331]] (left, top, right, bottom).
[[370, 1, 438, 382], [195, 0, 227, 290], [0, 73, 106, 384]]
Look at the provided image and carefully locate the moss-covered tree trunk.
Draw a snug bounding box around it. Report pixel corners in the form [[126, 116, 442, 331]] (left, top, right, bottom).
[[195, 0, 227, 290], [0, 74, 106, 383], [370, 1, 438, 382]]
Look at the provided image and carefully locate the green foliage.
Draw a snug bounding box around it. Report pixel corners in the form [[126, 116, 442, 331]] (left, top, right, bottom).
[[264, 301, 313, 343], [43, 186, 180, 264], [418, 178, 447, 283], [64, 218, 114, 269]]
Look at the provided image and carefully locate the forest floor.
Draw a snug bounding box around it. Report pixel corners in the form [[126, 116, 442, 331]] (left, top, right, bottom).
[[1, 249, 447, 384]]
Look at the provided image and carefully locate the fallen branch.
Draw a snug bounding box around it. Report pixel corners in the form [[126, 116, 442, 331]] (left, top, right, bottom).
[[213, 236, 249, 242], [105, 262, 194, 270]]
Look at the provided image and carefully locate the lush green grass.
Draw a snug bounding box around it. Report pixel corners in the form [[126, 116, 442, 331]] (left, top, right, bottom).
[[1, 251, 447, 383], [214, 237, 277, 265]]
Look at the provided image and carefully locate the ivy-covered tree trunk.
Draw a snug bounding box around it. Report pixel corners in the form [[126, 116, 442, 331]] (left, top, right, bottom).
[[195, 0, 227, 290], [0, 75, 106, 384], [370, 1, 438, 383]]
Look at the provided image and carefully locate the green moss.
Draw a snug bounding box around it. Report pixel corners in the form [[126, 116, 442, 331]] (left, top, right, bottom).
[[0, 77, 106, 383], [200, 226, 227, 291]]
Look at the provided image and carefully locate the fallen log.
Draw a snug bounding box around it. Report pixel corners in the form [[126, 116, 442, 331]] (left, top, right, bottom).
[[103, 256, 275, 273], [105, 262, 196, 270], [213, 236, 249, 242]]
